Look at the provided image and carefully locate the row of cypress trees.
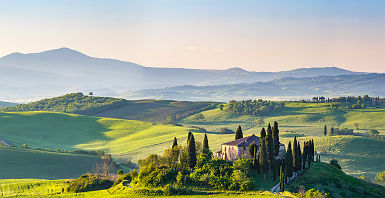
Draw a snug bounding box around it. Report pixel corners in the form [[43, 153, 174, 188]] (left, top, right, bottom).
[[279, 138, 315, 191]]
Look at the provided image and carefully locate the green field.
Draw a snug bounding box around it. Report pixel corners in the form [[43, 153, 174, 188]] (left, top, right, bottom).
[[0, 147, 101, 179], [1, 101, 385, 181], [0, 179, 289, 198]]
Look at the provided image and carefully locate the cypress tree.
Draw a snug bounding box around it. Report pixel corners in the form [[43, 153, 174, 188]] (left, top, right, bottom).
[[307, 141, 312, 167], [324, 125, 327, 136], [279, 164, 285, 192], [235, 125, 243, 140], [248, 143, 258, 170], [273, 159, 277, 181], [260, 127, 266, 139], [297, 143, 302, 171], [187, 133, 197, 169], [259, 136, 269, 181], [292, 136, 298, 173], [203, 133, 209, 154], [273, 121, 280, 156], [302, 141, 307, 170], [285, 142, 293, 179], [172, 137, 178, 148], [187, 132, 192, 144], [266, 123, 275, 167]]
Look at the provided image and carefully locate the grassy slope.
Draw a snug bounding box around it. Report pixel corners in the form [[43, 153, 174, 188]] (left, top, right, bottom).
[[0, 147, 101, 179], [0, 111, 190, 161], [287, 162, 385, 198], [0, 179, 287, 198]]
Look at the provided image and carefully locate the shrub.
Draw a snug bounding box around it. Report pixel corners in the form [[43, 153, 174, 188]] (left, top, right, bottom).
[[219, 127, 234, 134], [329, 159, 341, 169], [117, 169, 124, 175], [67, 174, 113, 193]]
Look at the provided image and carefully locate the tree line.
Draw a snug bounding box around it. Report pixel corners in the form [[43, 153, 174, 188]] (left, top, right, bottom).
[[219, 99, 285, 116]]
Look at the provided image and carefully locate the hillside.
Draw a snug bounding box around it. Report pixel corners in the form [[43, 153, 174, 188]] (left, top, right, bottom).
[[0, 47, 359, 101], [128, 73, 385, 101], [1, 93, 217, 122], [287, 162, 385, 198], [0, 147, 101, 179]]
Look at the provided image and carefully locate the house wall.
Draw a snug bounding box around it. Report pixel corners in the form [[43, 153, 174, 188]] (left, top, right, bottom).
[[221, 145, 259, 161]]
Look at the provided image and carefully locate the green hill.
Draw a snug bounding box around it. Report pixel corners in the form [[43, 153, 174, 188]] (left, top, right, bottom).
[[287, 162, 385, 198], [0, 147, 101, 179], [1, 93, 217, 122]]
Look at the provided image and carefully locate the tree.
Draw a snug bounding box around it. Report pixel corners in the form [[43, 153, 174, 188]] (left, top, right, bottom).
[[254, 117, 265, 127], [324, 125, 327, 136], [331, 127, 334, 135], [353, 122, 359, 130], [369, 129, 380, 138], [297, 143, 302, 171], [285, 142, 293, 179], [203, 133, 209, 154], [273, 121, 280, 156], [187, 133, 197, 169], [302, 141, 307, 170], [88, 92, 93, 97], [172, 137, 178, 148], [266, 123, 275, 168], [193, 113, 205, 121], [248, 143, 258, 170], [259, 136, 269, 181], [375, 171, 385, 186], [279, 164, 285, 191], [187, 132, 193, 144], [235, 125, 243, 140], [292, 136, 299, 173], [260, 127, 266, 139]]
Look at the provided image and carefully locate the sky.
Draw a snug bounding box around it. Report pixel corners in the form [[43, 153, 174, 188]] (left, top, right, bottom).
[[0, 0, 385, 72]]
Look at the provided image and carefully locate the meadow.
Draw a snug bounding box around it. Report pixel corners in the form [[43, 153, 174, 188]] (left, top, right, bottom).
[[0, 101, 385, 181]]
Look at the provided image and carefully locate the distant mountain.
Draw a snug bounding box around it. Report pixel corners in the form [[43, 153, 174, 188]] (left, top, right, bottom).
[[0, 47, 360, 101], [124, 73, 385, 101], [0, 101, 17, 107]]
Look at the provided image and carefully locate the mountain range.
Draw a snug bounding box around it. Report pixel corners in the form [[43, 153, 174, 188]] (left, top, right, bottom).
[[0, 47, 379, 102]]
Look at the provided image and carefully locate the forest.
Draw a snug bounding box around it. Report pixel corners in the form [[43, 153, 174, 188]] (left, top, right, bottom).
[[219, 99, 285, 116]]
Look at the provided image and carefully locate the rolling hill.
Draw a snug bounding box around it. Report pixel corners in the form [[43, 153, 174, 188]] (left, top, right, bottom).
[[0, 147, 101, 179], [0, 47, 359, 101], [127, 73, 385, 101]]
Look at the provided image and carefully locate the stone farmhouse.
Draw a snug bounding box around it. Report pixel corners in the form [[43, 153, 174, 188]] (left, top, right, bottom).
[[216, 134, 285, 161]]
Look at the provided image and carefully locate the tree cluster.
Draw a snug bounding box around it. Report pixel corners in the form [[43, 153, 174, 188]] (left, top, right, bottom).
[[1, 92, 127, 115], [221, 99, 285, 116]]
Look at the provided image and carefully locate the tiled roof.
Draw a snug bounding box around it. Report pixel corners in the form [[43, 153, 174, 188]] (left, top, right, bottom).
[[222, 134, 260, 147]]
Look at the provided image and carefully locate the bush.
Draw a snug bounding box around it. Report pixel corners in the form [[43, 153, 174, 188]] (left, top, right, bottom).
[[219, 127, 234, 134], [67, 174, 113, 193], [329, 159, 341, 169]]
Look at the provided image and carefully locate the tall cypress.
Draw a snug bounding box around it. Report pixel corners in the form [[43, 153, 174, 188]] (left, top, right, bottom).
[[259, 136, 268, 181], [292, 136, 298, 173], [302, 141, 307, 170], [285, 142, 293, 179], [297, 143, 302, 171], [235, 125, 243, 140], [248, 143, 258, 170], [266, 123, 275, 166], [307, 141, 312, 167], [273, 121, 280, 156], [187, 133, 197, 169], [172, 137, 178, 148], [279, 164, 285, 192], [187, 132, 193, 144], [260, 127, 266, 139], [324, 125, 327, 136], [203, 133, 209, 154]]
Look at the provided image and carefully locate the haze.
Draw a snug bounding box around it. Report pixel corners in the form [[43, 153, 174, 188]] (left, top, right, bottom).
[[1, 0, 384, 72]]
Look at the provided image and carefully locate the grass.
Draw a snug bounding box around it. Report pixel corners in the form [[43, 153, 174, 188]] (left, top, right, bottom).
[[0, 179, 288, 198], [0, 147, 101, 179], [287, 162, 385, 198]]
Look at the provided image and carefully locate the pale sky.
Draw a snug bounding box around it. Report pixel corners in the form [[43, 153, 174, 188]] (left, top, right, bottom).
[[0, 0, 385, 72]]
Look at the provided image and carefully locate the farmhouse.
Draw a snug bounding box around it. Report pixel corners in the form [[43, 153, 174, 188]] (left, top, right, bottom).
[[216, 134, 285, 161]]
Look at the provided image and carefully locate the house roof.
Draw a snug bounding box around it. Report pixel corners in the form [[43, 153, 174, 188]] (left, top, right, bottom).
[[222, 134, 260, 147]]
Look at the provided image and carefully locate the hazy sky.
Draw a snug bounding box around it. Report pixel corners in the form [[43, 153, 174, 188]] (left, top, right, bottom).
[[1, 0, 385, 72]]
